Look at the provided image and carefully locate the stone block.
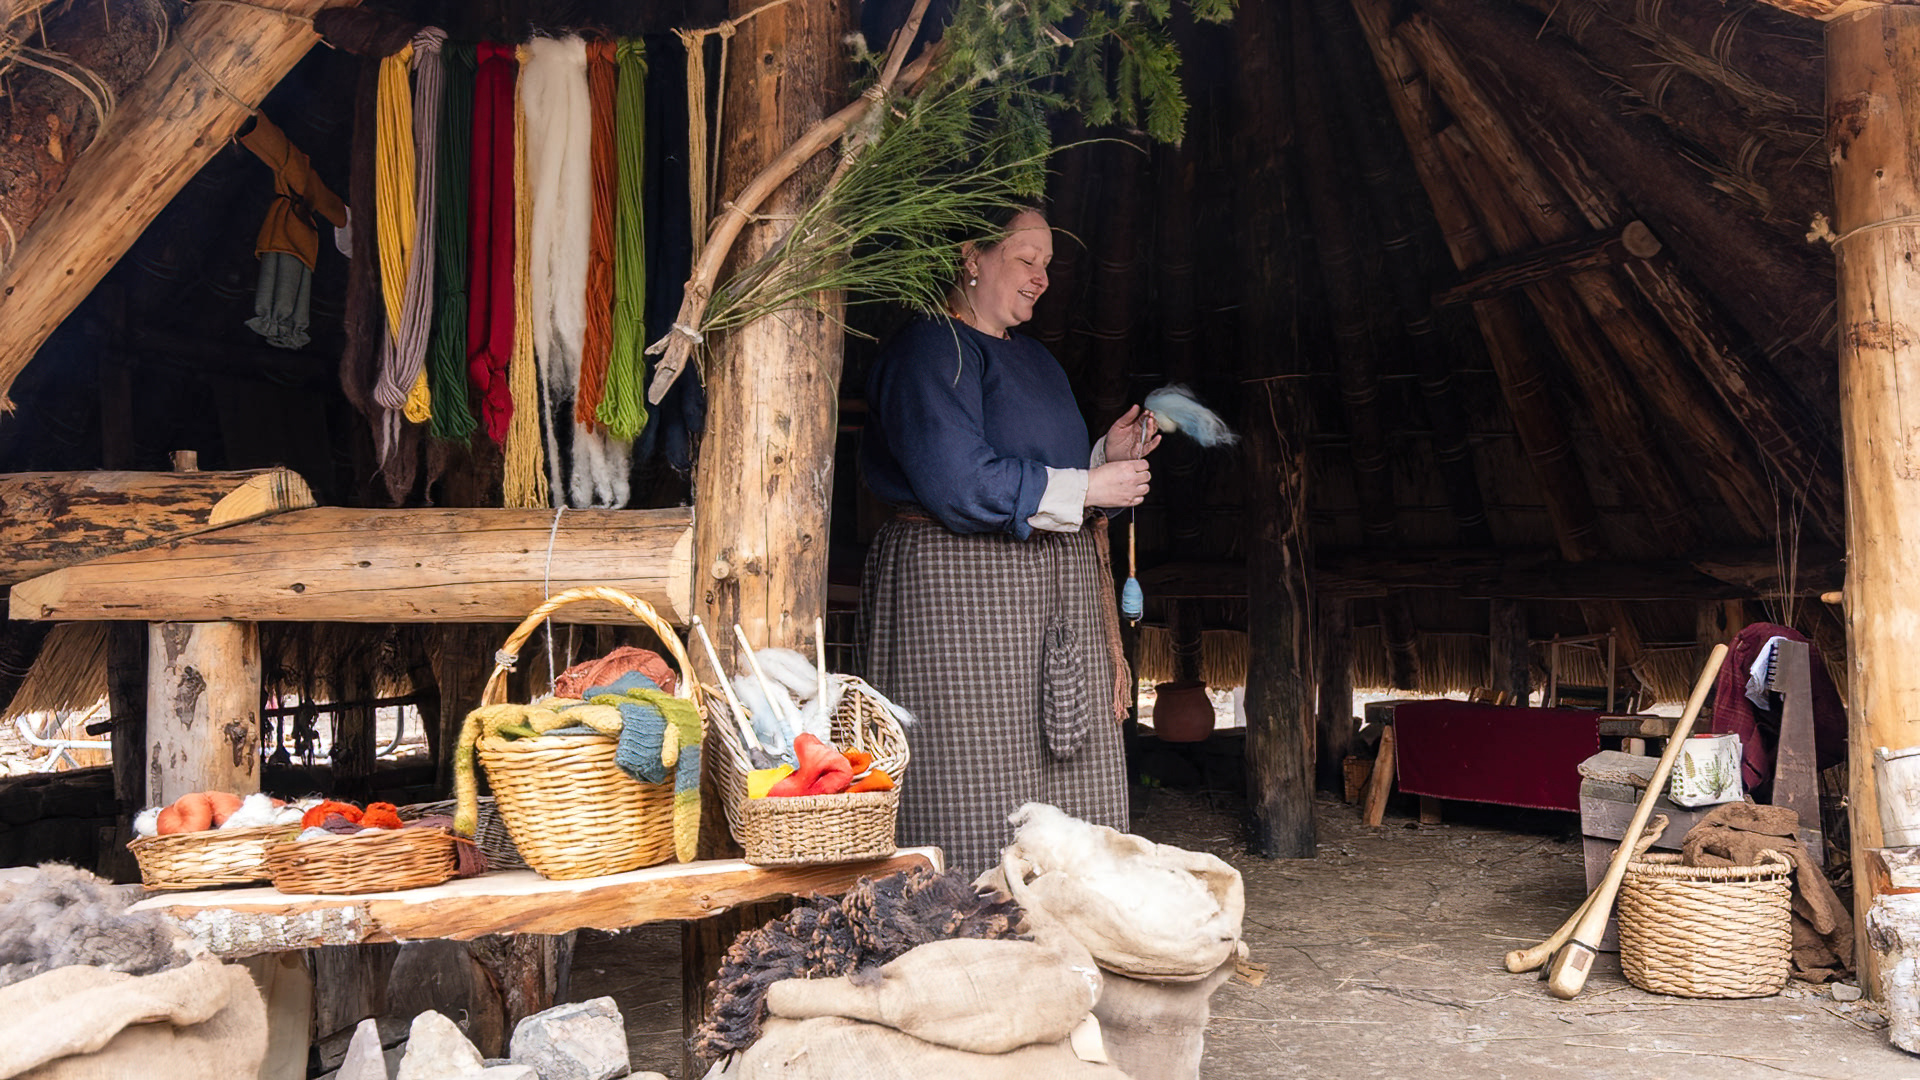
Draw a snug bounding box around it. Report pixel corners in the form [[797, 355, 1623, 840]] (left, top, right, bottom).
[[509, 997, 628, 1080]]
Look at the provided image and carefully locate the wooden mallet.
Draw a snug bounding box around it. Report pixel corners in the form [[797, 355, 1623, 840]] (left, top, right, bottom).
[[1539, 642, 1728, 999]]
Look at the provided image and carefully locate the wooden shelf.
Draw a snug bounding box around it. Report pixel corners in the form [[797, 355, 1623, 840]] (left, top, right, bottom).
[[131, 848, 941, 957]]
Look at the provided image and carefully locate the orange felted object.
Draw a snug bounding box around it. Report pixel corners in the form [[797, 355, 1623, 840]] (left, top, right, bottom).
[[844, 749, 874, 774], [360, 802, 403, 829], [302, 800, 363, 828], [206, 791, 245, 826], [163, 792, 216, 833], [848, 768, 894, 793], [766, 733, 853, 797]]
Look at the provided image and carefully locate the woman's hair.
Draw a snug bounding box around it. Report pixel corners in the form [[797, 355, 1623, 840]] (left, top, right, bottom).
[[974, 202, 1048, 250]]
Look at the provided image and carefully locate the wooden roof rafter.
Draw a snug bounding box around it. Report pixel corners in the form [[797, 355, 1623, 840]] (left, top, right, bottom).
[[0, 0, 358, 409]]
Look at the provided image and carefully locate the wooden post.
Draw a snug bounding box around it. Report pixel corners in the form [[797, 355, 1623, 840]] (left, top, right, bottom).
[[1315, 594, 1354, 795], [1827, 4, 1920, 996], [146, 622, 260, 804], [1488, 599, 1529, 705], [692, 0, 851, 674], [1236, 0, 1316, 859], [107, 624, 148, 817]]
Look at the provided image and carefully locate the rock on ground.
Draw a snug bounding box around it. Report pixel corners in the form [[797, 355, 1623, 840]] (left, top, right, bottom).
[[396, 1011, 485, 1080], [510, 996, 629, 1080]]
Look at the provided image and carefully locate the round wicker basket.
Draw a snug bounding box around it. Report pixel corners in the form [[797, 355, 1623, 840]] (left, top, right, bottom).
[[456, 586, 703, 881], [265, 828, 460, 895], [401, 796, 526, 871], [708, 675, 910, 865], [127, 823, 303, 891], [1618, 850, 1794, 998]]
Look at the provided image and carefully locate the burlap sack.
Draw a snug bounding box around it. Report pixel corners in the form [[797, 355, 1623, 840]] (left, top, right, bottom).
[[735, 1017, 1129, 1080], [0, 955, 267, 1080], [764, 935, 1101, 1054], [1093, 953, 1239, 1080], [982, 833, 1244, 981]]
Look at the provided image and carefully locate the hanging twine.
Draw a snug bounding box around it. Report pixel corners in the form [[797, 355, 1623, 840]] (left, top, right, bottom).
[[426, 42, 478, 441], [599, 37, 650, 442], [503, 44, 551, 510], [674, 26, 714, 262], [468, 41, 519, 444], [577, 38, 618, 425]]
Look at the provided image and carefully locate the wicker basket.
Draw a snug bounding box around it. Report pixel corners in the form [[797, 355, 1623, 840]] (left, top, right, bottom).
[[709, 675, 910, 866], [456, 586, 704, 881], [264, 827, 461, 895], [127, 823, 302, 891], [1618, 850, 1794, 998], [401, 796, 527, 871]]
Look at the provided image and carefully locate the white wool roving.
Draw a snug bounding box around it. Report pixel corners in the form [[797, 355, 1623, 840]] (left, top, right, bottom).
[[567, 420, 632, 509], [733, 673, 793, 757], [754, 648, 819, 702], [1143, 384, 1239, 447], [218, 792, 281, 830], [1009, 803, 1221, 930], [793, 679, 845, 744], [132, 806, 160, 839]]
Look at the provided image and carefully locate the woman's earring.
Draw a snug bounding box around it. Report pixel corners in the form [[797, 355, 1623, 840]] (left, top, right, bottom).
[[968, 270, 978, 286], [968, 277, 978, 287]]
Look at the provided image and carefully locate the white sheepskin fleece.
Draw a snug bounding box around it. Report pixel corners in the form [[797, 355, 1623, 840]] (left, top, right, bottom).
[[1008, 803, 1221, 931], [132, 806, 160, 839]]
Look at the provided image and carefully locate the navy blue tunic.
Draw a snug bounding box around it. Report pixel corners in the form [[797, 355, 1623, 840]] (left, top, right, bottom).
[[861, 317, 1090, 538]]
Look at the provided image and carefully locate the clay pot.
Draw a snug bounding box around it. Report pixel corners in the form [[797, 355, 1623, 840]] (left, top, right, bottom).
[[1152, 680, 1214, 743]]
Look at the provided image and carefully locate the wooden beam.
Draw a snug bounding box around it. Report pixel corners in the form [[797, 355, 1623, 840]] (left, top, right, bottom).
[[1829, 3, 1920, 998], [0, 0, 354, 408], [131, 851, 941, 956], [1315, 593, 1355, 795], [1488, 599, 1531, 704], [0, 469, 315, 588], [1433, 222, 1660, 308], [1140, 547, 1844, 600], [10, 507, 695, 624], [148, 621, 260, 806]]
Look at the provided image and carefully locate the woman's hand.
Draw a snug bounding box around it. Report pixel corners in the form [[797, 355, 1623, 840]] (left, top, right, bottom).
[[1104, 406, 1161, 462], [1086, 460, 1151, 509]]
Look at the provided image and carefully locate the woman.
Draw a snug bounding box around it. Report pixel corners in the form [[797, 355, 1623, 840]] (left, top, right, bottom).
[[859, 206, 1160, 876]]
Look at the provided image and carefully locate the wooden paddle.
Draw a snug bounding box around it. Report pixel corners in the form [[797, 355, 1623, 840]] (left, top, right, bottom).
[[1542, 643, 1728, 999]]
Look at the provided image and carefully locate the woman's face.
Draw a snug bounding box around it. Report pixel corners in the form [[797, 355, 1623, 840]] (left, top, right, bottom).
[[964, 211, 1053, 336]]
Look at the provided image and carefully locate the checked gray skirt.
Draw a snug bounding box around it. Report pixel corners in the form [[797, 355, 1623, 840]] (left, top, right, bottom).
[[860, 517, 1127, 878]]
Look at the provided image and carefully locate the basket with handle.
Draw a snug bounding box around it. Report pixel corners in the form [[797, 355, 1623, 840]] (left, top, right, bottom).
[[454, 586, 704, 881], [707, 674, 910, 866], [1617, 850, 1794, 998]]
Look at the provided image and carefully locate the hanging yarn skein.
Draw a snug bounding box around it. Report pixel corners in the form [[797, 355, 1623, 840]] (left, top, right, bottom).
[[599, 37, 650, 443], [578, 38, 618, 425], [425, 42, 478, 442], [502, 44, 550, 510], [468, 42, 519, 445], [373, 30, 447, 443], [522, 35, 592, 506]]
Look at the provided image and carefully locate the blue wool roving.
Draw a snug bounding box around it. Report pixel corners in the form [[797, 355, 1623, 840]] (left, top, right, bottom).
[[1120, 577, 1144, 621], [1144, 384, 1239, 447]]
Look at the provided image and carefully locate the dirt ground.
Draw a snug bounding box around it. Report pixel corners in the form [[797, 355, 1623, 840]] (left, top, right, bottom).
[[570, 791, 1915, 1079]]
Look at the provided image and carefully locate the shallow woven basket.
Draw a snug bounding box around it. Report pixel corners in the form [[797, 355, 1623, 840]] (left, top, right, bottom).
[[401, 796, 526, 871], [127, 824, 302, 891], [264, 828, 460, 895], [710, 676, 910, 866], [457, 586, 703, 881], [1618, 850, 1794, 998]]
